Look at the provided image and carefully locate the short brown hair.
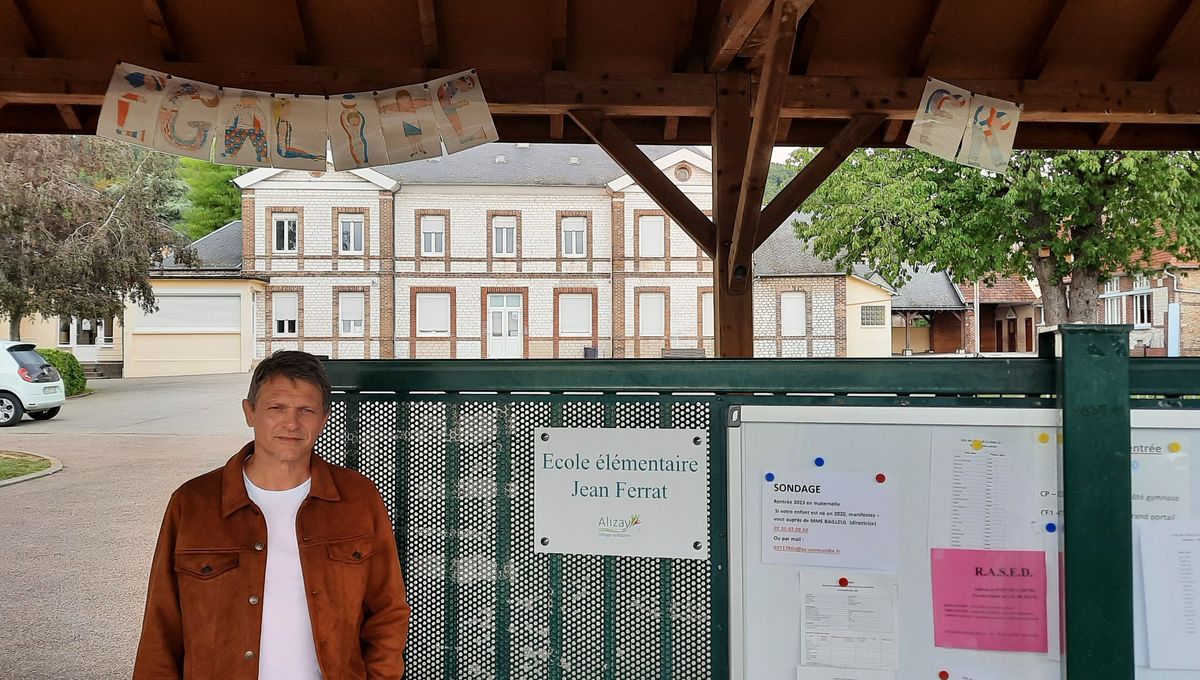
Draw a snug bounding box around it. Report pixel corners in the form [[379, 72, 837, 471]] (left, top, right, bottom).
[[246, 350, 332, 412]]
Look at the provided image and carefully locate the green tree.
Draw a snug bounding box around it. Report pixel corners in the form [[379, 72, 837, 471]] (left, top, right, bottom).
[[787, 148, 1200, 324], [177, 158, 243, 240], [0, 135, 196, 340], [763, 161, 798, 204]]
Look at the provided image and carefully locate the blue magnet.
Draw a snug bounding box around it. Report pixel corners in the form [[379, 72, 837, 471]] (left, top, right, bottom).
[[1045, 522, 1057, 534], [814, 457, 825, 467], [765, 472, 775, 482]]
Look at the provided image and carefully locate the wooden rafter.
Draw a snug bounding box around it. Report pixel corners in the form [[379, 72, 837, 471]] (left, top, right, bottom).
[[417, 0, 440, 68], [707, 0, 773, 72], [55, 104, 82, 130], [664, 116, 680, 141], [790, 4, 822, 75], [567, 109, 716, 257], [884, 0, 947, 142], [756, 113, 887, 249], [291, 0, 315, 65], [673, 0, 699, 71], [1022, 0, 1071, 79], [8, 2, 85, 132], [726, 0, 809, 293], [549, 113, 564, 139], [712, 71, 753, 357], [551, 0, 569, 70], [138, 0, 179, 61]]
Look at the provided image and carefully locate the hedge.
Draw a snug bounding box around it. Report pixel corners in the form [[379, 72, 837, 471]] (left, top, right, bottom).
[[35, 348, 87, 396]]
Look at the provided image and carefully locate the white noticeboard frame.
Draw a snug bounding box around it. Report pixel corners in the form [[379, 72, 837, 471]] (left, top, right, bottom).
[[729, 405, 1063, 680]]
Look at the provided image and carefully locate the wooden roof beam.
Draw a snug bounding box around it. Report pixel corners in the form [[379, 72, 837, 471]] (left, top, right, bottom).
[[8, 2, 85, 132], [417, 0, 441, 68], [138, 0, 179, 61], [1022, 0, 1071, 79], [884, 0, 948, 142], [726, 0, 807, 293], [568, 109, 715, 257], [707, 0, 774, 72], [756, 113, 886, 249], [673, 0, 699, 71], [551, 0, 569, 70], [290, 0, 315, 65]]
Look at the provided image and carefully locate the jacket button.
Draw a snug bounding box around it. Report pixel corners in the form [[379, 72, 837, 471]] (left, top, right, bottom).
[[254, 542, 264, 551], [200, 565, 213, 575], [249, 595, 260, 605], [352, 551, 362, 560], [302, 536, 311, 543], [244, 651, 255, 661]]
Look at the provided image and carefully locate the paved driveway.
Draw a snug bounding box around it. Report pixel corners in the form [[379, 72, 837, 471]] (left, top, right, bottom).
[[0, 373, 254, 680]]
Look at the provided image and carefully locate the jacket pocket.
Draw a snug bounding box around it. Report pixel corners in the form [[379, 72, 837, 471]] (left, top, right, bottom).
[[175, 550, 240, 579], [326, 536, 376, 564]]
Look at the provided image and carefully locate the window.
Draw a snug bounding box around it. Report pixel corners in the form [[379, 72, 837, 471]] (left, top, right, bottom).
[[492, 215, 516, 256], [562, 217, 587, 257], [1105, 296, 1123, 324], [339, 214, 364, 254], [1134, 274, 1150, 290], [702, 292, 714, 337], [1134, 292, 1152, 327], [638, 215, 665, 258], [1104, 277, 1121, 294], [273, 213, 298, 253], [638, 292, 665, 337], [339, 292, 364, 336], [58, 318, 70, 345], [102, 316, 114, 344], [141, 296, 239, 331], [421, 215, 445, 256], [415, 293, 451, 336], [273, 293, 298, 336], [559, 294, 592, 336], [860, 305, 886, 327], [780, 292, 807, 336]]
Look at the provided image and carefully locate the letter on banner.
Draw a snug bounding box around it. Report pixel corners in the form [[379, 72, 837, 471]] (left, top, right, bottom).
[[326, 93, 389, 171], [429, 69, 499, 154], [97, 63, 168, 148], [376, 84, 442, 162], [905, 78, 971, 163], [152, 77, 222, 161], [215, 89, 273, 167], [957, 94, 1021, 174], [271, 95, 328, 171]]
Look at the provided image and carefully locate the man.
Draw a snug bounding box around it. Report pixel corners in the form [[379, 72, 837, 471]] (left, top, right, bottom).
[[134, 351, 410, 679]]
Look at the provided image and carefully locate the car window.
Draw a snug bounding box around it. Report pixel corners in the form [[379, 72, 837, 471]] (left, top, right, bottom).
[[9, 349, 49, 370]]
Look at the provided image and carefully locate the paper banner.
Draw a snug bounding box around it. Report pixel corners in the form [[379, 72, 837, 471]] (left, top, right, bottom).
[[96, 63, 168, 148], [430, 69, 500, 154], [906, 78, 971, 163], [376, 84, 442, 163], [152, 77, 222, 161], [956, 94, 1022, 174], [326, 93, 389, 170], [271, 95, 328, 171], [214, 89, 273, 168], [930, 548, 1048, 653]]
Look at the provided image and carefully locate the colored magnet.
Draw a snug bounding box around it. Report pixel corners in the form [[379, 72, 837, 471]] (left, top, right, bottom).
[[814, 457, 825, 467], [1045, 522, 1057, 533], [838, 577, 849, 587], [875, 473, 886, 484], [939, 672, 950, 680], [765, 472, 775, 482]]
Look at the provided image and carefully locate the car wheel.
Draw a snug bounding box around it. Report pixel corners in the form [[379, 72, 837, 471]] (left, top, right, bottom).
[[0, 392, 23, 426], [29, 406, 60, 421]]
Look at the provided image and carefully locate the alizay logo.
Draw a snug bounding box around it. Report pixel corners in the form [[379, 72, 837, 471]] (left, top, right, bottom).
[[598, 514, 643, 534]]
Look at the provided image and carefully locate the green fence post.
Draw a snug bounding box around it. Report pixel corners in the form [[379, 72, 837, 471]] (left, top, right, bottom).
[[1058, 324, 1132, 679]]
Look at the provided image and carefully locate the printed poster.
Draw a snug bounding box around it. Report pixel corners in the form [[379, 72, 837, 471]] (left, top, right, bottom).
[[905, 78, 971, 163], [1141, 521, 1200, 670], [377, 84, 441, 163], [799, 569, 899, 673], [956, 94, 1021, 174], [430, 69, 499, 154], [214, 89, 273, 168], [326, 92, 388, 171], [271, 95, 328, 171], [152, 77, 222, 161], [930, 548, 1048, 653], [97, 63, 168, 149]]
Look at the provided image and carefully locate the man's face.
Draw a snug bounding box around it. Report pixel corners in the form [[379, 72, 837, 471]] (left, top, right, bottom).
[[241, 375, 330, 465]]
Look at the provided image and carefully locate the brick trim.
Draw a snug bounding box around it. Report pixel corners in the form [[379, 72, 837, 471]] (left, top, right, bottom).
[[415, 208, 451, 269], [410, 287, 457, 358], [332, 285, 371, 359], [379, 192, 395, 358], [266, 206, 305, 270], [265, 286, 304, 353], [481, 287, 530, 358], [486, 210, 524, 272], [611, 192, 626, 357], [632, 209, 670, 261], [241, 190, 255, 268], [553, 287, 600, 357], [556, 210, 594, 272], [633, 286, 671, 356], [331, 206, 371, 270]]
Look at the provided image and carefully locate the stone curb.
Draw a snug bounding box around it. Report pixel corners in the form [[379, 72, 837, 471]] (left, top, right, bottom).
[[0, 452, 64, 488]]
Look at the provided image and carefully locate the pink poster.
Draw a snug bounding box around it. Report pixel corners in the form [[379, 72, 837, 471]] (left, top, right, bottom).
[[931, 548, 1048, 653]]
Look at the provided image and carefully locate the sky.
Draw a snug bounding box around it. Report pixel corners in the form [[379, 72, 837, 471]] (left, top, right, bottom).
[[698, 146, 798, 163]]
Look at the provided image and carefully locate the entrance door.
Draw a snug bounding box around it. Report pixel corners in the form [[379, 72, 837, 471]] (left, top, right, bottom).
[[1025, 318, 1034, 352], [994, 320, 1004, 352], [1007, 318, 1018, 353], [487, 294, 523, 358], [62, 316, 103, 362]]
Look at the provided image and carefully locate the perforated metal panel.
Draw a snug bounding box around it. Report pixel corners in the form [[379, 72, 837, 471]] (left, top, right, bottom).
[[315, 396, 721, 680]]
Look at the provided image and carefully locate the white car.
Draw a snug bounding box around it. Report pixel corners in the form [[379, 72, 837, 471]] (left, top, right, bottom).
[[0, 341, 67, 426]]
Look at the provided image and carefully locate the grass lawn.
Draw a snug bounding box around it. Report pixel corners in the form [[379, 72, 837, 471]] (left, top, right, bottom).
[[0, 451, 51, 481]]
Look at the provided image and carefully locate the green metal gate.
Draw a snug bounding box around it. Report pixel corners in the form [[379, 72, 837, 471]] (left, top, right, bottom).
[[314, 325, 1200, 680]]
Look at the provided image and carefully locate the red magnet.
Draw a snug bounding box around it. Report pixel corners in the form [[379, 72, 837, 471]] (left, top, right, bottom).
[[939, 672, 950, 680], [875, 473, 886, 483], [838, 577, 849, 587]]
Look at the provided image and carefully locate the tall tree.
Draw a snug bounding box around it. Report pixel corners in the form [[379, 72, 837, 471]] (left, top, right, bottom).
[[787, 148, 1200, 324], [0, 135, 196, 340], [177, 158, 243, 240]]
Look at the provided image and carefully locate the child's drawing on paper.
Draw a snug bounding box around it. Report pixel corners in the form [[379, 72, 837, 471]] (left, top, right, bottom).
[[216, 90, 271, 167], [957, 95, 1021, 174], [326, 93, 388, 170], [906, 78, 972, 163], [152, 79, 221, 161], [377, 85, 440, 162], [271, 95, 327, 171], [430, 70, 499, 154], [97, 63, 168, 148]]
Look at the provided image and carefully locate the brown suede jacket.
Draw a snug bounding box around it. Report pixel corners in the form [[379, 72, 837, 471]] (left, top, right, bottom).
[[133, 443, 410, 679]]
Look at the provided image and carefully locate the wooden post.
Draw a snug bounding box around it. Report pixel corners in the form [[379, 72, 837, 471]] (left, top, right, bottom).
[[712, 72, 753, 357]]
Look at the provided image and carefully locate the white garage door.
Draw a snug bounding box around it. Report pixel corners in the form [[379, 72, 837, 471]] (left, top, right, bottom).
[[139, 295, 241, 330]]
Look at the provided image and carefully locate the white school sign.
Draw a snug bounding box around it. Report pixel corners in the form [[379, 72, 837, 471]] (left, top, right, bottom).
[[533, 427, 709, 560]]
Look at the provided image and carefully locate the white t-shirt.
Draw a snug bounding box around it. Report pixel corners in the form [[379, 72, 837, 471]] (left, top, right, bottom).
[[244, 471, 323, 680]]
